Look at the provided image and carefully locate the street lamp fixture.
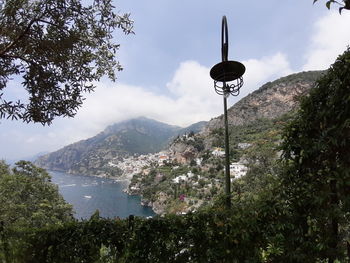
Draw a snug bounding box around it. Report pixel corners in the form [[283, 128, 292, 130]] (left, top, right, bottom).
[[210, 16, 245, 209]]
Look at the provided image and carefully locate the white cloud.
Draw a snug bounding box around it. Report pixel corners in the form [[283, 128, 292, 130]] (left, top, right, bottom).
[[166, 61, 213, 99], [303, 11, 350, 70], [55, 62, 219, 143]]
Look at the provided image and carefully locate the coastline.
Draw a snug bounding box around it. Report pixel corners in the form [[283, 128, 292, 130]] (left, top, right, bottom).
[[48, 169, 157, 216], [48, 168, 132, 182]]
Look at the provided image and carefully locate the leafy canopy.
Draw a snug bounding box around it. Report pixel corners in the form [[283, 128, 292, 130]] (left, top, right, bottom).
[[280, 47, 350, 262], [0, 160, 74, 228], [0, 0, 133, 124]]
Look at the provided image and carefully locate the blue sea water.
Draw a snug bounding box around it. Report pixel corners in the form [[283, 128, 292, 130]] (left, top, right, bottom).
[[49, 171, 155, 220]]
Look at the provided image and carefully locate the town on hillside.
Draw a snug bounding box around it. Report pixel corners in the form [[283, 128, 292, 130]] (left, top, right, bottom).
[[108, 132, 252, 215]]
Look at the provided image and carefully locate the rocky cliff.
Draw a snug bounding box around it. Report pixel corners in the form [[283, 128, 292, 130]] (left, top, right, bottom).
[[204, 70, 324, 133]]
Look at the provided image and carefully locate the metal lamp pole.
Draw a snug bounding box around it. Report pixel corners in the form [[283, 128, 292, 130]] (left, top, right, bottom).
[[210, 16, 245, 209], [223, 89, 231, 208]]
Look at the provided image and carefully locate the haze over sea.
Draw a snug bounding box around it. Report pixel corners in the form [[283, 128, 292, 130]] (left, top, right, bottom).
[[50, 171, 155, 219]]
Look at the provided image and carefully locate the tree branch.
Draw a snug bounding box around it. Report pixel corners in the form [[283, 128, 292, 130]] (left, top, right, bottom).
[[37, 19, 61, 28], [0, 18, 38, 56], [1, 54, 33, 65]]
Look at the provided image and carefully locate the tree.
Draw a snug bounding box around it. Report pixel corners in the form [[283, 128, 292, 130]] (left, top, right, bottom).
[[0, 0, 133, 125], [280, 48, 350, 262], [0, 160, 74, 228], [313, 0, 350, 13]]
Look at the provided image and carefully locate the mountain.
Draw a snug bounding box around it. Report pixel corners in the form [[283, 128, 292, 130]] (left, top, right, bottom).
[[177, 121, 207, 135], [204, 70, 324, 133], [125, 70, 326, 214], [36, 70, 323, 179], [35, 117, 207, 176]]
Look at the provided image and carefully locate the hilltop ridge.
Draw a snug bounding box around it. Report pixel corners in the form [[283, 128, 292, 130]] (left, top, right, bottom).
[[205, 70, 324, 132]]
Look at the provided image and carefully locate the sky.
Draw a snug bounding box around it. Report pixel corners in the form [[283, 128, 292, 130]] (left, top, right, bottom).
[[1, 0, 350, 161]]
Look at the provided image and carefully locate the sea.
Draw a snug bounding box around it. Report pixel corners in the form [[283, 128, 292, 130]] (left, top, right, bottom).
[[49, 171, 155, 220]]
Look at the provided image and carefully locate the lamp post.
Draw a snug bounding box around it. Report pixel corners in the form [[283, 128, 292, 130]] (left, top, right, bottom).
[[210, 16, 245, 209]]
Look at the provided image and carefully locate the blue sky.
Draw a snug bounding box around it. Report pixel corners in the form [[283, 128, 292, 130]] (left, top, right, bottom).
[[1, 0, 350, 161]]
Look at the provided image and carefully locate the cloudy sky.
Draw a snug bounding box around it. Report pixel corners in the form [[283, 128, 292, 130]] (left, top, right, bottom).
[[1, 0, 350, 161]]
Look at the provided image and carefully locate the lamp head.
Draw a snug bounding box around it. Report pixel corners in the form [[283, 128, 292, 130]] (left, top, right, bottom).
[[210, 60, 245, 97], [210, 60, 245, 82]]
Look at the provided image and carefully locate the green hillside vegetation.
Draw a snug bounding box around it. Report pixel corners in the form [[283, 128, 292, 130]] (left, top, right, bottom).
[[103, 117, 182, 154], [129, 113, 294, 213], [212, 113, 292, 160]]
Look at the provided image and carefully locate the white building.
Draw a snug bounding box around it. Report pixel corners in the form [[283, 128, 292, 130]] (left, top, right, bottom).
[[172, 171, 196, 184], [230, 162, 248, 179], [187, 171, 194, 178], [172, 175, 188, 184], [237, 143, 252, 149], [196, 158, 203, 166], [212, 147, 225, 157]]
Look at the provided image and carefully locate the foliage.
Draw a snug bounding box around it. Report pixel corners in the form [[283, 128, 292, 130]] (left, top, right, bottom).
[[210, 113, 293, 162], [0, 207, 285, 263], [1, 216, 129, 263], [313, 0, 350, 13], [0, 160, 74, 229], [280, 47, 350, 262], [0, 171, 298, 263], [0, 0, 133, 124], [184, 134, 205, 152], [241, 116, 290, 185], [0, 175, 346, 263]]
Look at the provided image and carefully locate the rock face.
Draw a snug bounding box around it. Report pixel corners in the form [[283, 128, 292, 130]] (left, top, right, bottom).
[[35, 117, 207, 176], [169, 140, 199, 165], [141, 192, 170, 215], [204, 71, 324, 133]]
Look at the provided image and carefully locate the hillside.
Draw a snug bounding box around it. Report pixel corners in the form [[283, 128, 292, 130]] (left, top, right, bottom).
[[36, 70, 323, 192], [204, 70, 324, 132], [126, 70, 325, 214], [35, 117, 207, 176], [128, 114, 292, 214]]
